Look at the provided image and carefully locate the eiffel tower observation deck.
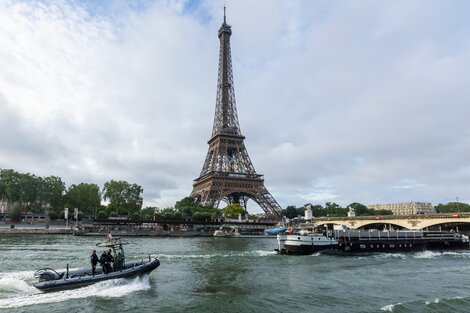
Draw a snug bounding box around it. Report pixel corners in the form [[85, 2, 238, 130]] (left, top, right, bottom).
[[191, 9, 282, 217]]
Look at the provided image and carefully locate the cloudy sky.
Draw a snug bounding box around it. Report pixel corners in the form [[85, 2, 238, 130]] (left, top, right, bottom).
[[1, 0, 469, 212]]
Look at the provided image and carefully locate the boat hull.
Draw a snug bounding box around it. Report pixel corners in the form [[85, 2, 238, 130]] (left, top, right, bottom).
[[277, 234, 339, 255], [277, 230, 470, 255], [33, 259, 160, 292]]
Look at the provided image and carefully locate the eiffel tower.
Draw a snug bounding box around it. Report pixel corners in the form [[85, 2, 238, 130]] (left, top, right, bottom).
[[191, 10, 282, 217]]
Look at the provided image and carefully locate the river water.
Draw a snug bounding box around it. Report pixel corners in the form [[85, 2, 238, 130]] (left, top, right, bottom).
[[1, 234, 470, 312]]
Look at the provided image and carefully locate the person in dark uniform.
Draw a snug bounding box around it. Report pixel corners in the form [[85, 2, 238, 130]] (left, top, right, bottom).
[[90, 250, 99, 275], [100, 250, 108, 274], [106, 249, 114, 273]]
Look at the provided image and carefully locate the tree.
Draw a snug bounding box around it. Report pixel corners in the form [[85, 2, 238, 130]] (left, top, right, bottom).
[[103, 180, 143, 216], [348, 202, 370, 216], [142, 206, 158, 219], [192, 211, 213, 221], [435, 202, 470, 213], [223, 203, 245, 217], [0, 169, 20, 202], [175, 197, 198, 216], [325, 202, 348, 217], [156, 208, 182, 220], [9, 202, 22, 223], [96, 211, 108, 219], [49, 211, 58, 220], [41, 176, 66, 210], [284, 205, 301, 218], [65, 183, 101, 216], [174, 196, 221, 218]]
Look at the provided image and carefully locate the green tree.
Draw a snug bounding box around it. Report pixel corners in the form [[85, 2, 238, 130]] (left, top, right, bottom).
[[310, 204, 325, 217], [103, 180, 143, 216], [284, 205, 302, 218], [0, 170, 35, 206], [142, 206, 158, 219], [156, 208, 182, 220], [0, 169, 20, 202], [192, 211, 213, 221], [223, 203, 245, 217], [325, 202, 348, 217], [9, 202, 22, 223], [41, 176, 66, 210], [435, 202, 470, 213], [174, 197, 220, 219], [65, 183, 101, 216], [175, 197, 198, 216], [96, 211, 108, 219], [48, 211, 58, 220], [348, 202, 369, 215]]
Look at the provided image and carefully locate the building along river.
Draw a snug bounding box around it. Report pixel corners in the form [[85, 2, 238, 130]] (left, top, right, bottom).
[[2, 234, 470, 312]]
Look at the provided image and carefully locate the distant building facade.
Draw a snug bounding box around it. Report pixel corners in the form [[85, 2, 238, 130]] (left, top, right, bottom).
[[368, 202, 435, 216]]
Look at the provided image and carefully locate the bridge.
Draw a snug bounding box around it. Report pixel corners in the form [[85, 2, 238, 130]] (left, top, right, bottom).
[[309, 213, 470, 230]]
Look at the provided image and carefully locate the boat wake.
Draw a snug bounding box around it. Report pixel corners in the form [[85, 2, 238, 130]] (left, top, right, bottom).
[[155, 250, 276, 260], [0, 273, 151, 309], [380, 295, 470, 312], [414, 250, 470, 259], [358, 250, 470, 260], [0, 271, 37, 293]]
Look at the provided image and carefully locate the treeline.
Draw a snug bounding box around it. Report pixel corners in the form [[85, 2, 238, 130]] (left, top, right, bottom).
[[0, 168, 143, 220], [4, 168, 468, 222], [435, 202, 470, 213], [0, 168, 242, 222], [149, 197, 223, 221], [283, 202, 393, 219]]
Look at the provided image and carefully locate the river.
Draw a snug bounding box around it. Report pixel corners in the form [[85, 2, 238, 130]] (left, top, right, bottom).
[[1, 234, 470, 312]]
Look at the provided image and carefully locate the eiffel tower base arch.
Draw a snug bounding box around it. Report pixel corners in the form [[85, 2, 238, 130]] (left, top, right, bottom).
[[191, 173, 282, 218]]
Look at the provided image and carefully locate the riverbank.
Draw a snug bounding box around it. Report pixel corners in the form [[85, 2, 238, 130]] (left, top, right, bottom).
[[74, 230, 214, 237], [0, 225, 215, 237], [0, 227, 72, 234]]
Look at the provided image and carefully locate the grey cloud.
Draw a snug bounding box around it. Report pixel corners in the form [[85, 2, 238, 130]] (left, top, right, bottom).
[[1, 1, 470, 212]]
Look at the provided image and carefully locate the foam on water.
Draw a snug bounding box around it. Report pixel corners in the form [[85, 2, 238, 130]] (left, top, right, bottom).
[[0, 271, 36, 293], [0, 275, 151, 309], [309, 252, 321, 257], [441, 251, 470, 258], [156, 250, 276, 260], [380, 302, 401, 311], [249, 250, 276, 257], [0, 271, 35, 282], [373, 253, 406, 260], [412, 250, 470, 259], [413, 251, 442, 259], [425, 297, 441, 305]]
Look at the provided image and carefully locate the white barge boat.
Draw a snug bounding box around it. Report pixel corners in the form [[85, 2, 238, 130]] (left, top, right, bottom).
[[276, 228, 470, 255]]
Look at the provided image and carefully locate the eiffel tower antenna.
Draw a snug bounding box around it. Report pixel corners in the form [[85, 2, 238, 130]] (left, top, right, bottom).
[[190, 9, 282, 217]]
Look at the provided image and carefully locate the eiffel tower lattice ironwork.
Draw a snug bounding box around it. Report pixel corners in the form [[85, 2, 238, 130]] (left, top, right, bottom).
[[190, 11, 282, 217]]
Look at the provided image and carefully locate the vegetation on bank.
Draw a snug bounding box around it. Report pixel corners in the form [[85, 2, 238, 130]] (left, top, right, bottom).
[[1, 168, 468, 222], [0, 168, 143, 220], [435, 202, 470, 213], [283, 202, 393, 219]]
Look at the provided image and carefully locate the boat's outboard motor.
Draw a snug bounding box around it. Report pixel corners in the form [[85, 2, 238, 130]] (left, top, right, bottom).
[[34, 268, 61, 282]]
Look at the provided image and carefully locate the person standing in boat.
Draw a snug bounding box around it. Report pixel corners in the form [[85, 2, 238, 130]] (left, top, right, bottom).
[[105, 249, 114, 273], [90, 250, 99, 275], [100, 250, 109, 274]]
